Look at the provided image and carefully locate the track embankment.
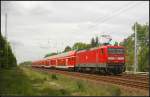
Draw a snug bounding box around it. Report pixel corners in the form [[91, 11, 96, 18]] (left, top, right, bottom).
[[32, 67, 149, 91]]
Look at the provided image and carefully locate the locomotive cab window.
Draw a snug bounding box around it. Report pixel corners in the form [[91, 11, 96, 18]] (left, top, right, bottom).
[[108, 48, 124, 54]]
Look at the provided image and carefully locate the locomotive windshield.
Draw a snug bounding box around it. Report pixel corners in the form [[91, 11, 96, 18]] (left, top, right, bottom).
[[108, 48, 124, 54]]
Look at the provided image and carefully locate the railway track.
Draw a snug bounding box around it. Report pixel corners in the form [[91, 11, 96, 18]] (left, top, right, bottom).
[[118, 73, 149, 82], [32, 67, 149, 91]]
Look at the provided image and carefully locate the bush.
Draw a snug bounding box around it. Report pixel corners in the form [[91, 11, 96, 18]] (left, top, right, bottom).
[[110, 86, 121, 96], [76, 81, 85, 92], [59, 89, 70, 95], [51, 74, 58, 80]]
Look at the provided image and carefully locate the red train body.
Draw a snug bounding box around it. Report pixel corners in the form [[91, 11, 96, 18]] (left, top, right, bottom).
[[32, 45, 126, 74]]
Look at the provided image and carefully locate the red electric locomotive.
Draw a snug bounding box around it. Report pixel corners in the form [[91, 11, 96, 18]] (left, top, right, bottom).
[[32, 45, 125, 74], [75, 45, 125, 74]]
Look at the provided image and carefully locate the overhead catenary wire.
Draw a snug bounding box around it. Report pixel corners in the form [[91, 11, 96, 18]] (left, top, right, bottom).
[[87, 2, 142, 44], [88, 1, 147, 44], [90, 1, 133, 23], [88, 1, 146, 31]]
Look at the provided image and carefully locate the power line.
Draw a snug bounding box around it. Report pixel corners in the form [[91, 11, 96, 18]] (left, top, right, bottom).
[[98, 2, 144, 27], [82, 2, 134, 33], [89, 1, 138, 38], [91, 1, 133, 23], [89, 2, 143, 43], [88, 1, 144, 31]]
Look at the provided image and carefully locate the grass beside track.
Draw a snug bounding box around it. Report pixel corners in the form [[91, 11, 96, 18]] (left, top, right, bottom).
[[0, 66, 148, 96]]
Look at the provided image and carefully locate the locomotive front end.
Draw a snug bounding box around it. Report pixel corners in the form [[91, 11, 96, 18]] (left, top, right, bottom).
[[106, 46, 126, 74]]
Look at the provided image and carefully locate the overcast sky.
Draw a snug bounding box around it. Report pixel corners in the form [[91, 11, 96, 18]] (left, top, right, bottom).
[[1, 1, 149, 63]]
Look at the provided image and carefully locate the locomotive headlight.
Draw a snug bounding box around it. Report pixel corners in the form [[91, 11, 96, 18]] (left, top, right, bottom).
[[108, 57, 115, 60], [118, 57, 124, 60]]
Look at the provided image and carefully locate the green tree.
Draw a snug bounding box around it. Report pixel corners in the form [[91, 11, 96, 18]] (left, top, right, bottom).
[[72, 42, 91, 51], [0, 32, 17, 68], [0, 32, 5, 68], [95, 36, 99, 46], [19, 61, 32, 66], [91, 37, 95, 47], [44, 52, 57, 58], [114, 42, 118, 46], [63, 46, 71, 52], [90, 36, 99, 47], [120, 22, 149, 72]]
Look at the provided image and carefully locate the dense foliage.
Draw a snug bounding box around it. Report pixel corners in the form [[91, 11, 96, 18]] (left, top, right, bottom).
[[63, 46, 72, 52], [120, 22, 149, 72], [72, 42, 91, 50], [19, 61, 32, 66], [44, 52, 58, 58], [0, 32, 17, 68]]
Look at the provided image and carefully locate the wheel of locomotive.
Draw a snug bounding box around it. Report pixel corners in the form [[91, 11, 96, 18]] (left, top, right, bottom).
[[91, 67, 96, 74], [104, 68, 110, 75], [112, 70, 117, 75], [74, 67, 76, 72], [112, 68, 122, 75], [82, 67, 86, 73], [78, 67, 82, 72], [107, 68, 112, 75], [80, 67, 84, 73], [74, 67, 79, 72], [80, 67, 83, 73], [99, 68, 106, 74], [84, 67, 88, 73], [78, 67, 81, 72], [68, 68, 72, 72], [94, 67, 99, 74]]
